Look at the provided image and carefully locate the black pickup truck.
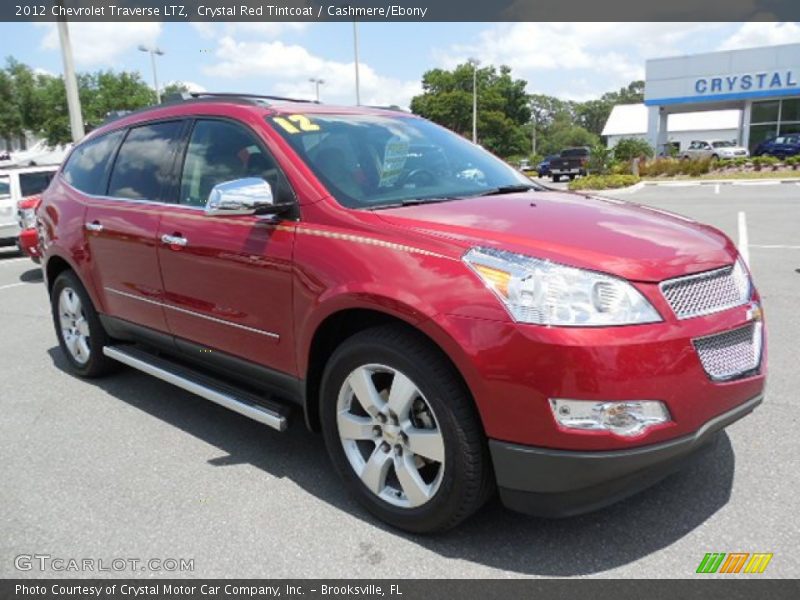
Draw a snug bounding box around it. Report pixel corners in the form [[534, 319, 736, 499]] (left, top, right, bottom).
[[549, 147, 590, 182]]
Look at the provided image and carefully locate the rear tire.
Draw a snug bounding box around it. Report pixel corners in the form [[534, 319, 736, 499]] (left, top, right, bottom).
[[320, 325, 493, 533], [552, 175, 561, 182], [51, 270, 117, 378]]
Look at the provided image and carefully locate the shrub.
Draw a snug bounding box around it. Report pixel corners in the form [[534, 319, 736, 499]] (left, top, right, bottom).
[[785, 156, 799, 170], [586, 143, 613, 175], [753, 156, 779, 171], [613, 138, 654, 162], [568, 174, 640, 191], [638, 157, 713, 177]]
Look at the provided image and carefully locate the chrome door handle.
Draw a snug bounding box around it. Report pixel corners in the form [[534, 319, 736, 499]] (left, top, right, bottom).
[[161, 234, 188, 247], [85, 221, 103, 232]]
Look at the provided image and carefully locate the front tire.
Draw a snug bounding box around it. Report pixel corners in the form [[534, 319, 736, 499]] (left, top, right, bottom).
[[552, 174, 561, 182], [51, 270, 117, 378], [320, 325, 492, 533]]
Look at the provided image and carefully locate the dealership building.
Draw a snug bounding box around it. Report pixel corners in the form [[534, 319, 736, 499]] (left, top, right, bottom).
[[640, 42, 799, 154]]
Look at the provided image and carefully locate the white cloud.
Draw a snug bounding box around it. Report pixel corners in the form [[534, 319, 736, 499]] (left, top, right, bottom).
[[434, 22, 727, 100], [718, 22, 800, 51], [190, 22, 308, 40], [203, 36, 420, 107], [39, 22, 162, 67]]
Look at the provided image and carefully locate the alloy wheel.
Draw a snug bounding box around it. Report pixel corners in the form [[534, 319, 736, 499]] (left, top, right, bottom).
[[58, 286, 91, 365], [336, 364, 445, 508]]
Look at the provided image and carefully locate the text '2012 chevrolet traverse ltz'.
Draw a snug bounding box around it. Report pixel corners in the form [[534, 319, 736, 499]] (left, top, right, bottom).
[[38, 94, 765, 533]]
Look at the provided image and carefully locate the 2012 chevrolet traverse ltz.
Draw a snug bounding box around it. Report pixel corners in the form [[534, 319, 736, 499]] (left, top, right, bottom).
[[38, 94, 765, 532]]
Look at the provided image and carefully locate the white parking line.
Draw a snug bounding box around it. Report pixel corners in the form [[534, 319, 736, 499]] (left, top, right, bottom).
[[737, 211, 750, 267], [751, 244, 800, 249], [714, 183, 720, 195], [0, 282, 28, 291], [0, 257, 29, 266]]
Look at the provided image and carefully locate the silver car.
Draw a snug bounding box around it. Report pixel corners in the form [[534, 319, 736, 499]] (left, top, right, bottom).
[[682, 140, 749, 160]]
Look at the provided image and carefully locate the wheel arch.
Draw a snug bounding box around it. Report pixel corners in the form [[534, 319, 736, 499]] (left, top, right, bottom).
[[303, 307, 478, 433]]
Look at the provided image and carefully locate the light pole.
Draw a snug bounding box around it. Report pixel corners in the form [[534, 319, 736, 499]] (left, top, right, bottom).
[[138, 44, 165, 104], [309, 77, 325, 102], [56, 16, 84, 142], [353, 22, 361, 105], [468, 58, 480, 143]]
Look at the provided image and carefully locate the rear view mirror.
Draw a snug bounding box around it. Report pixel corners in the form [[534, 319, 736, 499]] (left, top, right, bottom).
[[205, 178, 277, 216]]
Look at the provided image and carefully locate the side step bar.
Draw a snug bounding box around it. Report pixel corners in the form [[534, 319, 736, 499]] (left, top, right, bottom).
[[103, 345, 288, 431]]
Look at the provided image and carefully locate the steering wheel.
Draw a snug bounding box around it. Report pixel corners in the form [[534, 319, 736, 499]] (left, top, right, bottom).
[[399, 168, 437, 187]]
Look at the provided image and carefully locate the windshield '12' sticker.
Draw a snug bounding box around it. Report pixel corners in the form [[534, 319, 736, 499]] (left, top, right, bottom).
[[272, 115, 321, 134]]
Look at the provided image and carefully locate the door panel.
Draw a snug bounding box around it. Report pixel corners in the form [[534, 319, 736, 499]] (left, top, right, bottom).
[[157, 118, 298, 375], [157, 209, 296, 374], [85, 199, 167, 330]]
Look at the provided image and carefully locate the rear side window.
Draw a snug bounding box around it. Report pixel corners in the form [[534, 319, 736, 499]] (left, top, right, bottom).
[[108, 121, 183, 201], [62, 129, 124, 195], [0, 176, 9, 199], [561, 148, 589, 157], [19, 171, 55, 197]]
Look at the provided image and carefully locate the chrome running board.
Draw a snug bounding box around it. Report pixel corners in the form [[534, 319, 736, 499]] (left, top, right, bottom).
[[103, 345, 288, 432]]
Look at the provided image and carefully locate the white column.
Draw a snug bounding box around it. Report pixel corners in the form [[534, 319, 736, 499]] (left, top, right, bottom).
[[647, 105, 661, 153], [741, 100, 752, 150], [657, 110, 668, 155]]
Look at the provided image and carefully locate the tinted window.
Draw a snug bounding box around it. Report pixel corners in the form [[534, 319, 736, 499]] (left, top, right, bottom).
[[19, 171, 55, 197], [0, 176, 9, 199], [62, 129, 124, 195], [561, 148, 589, 157], [108, 121, 182, 201], [269, 113, 533, 209], [179, 119, 293, 207]]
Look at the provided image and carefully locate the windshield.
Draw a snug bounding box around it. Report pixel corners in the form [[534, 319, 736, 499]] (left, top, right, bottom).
[[268, 113, 535, 209], [712, 141, 736, 148], [0, 176, 9, 199]]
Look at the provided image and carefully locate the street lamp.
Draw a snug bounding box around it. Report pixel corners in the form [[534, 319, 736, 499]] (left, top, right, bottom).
[[353, 22, 361, 105], [138, 44, 165, 104], [309, 77, 325, 102], [56, 18, 84, 142], [468, 58, 480, 143], [530, 107, 537, 156]]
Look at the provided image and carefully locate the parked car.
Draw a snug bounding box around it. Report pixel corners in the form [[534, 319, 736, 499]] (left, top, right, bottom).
[[753, 134, 800, 158], [0, 165, 58, 249], [17, 195, 42, 263], [536, 155, 556, 178], [681, 140, 749, 160], [518, 158, 532, 172], [38, 94, 765, 533], [549, 147, 590, 182]]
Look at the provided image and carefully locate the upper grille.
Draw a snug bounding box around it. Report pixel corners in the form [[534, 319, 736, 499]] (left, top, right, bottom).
[[660, 262, 750, 319], [693, 322, 763, 381]]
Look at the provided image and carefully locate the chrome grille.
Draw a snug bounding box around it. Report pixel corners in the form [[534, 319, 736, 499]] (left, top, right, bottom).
[[660, 262, 750, 319], [693, 322, 763, 381]]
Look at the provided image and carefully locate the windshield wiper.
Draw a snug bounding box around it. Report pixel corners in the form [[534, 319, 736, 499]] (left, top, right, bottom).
[[478, 184, 540, 196], [366, 197, 458, 210]]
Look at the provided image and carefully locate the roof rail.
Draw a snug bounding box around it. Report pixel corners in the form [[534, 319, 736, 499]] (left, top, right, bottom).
[[172, 92, 319, 105]]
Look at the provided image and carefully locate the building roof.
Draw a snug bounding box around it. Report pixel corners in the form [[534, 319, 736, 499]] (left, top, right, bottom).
[[602, 103, 741, 136]]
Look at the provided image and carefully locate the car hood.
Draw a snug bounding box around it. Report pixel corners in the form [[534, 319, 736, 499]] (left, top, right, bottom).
[[376, 191, 738, 282]]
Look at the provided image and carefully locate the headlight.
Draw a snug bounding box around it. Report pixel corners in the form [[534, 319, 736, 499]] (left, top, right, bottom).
[[550, 399, 671, 437], [463, 247, 661, 326], [19, 207, 36, 229]]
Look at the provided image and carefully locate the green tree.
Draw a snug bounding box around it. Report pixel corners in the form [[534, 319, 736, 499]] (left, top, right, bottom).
[[613, 137, 654, 162], [411, 63, 531, 158], [0, 68, 23, 148], [162, 81, 191, 99], [539, 124, 599, 156]]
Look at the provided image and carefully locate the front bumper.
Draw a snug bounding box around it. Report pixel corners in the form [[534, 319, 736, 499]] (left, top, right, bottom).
[[490, 393, 762, 517]]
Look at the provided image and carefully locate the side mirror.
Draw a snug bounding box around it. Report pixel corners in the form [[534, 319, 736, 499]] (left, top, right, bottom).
[[205, 177, 278, 216]]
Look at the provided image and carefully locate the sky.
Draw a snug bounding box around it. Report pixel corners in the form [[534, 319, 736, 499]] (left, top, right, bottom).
[[0, 21, 798, 107]]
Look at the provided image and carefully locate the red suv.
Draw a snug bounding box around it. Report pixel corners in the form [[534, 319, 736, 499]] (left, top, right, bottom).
[[38, 94, 766, 533]]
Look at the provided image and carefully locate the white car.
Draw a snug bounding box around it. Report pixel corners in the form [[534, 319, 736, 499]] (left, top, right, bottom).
[[682, 140, 749, 160], [0, 165, 58, 247]]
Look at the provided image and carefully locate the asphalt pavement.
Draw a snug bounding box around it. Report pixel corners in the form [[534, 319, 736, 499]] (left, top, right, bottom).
[[0, 181, 798, 578]]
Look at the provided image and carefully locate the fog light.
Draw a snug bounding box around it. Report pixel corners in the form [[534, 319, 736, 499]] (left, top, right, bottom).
[[549, 399, 671, 437]]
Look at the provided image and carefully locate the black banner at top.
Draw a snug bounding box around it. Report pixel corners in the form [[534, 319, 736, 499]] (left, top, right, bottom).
[[4, 0, 800, 22]]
